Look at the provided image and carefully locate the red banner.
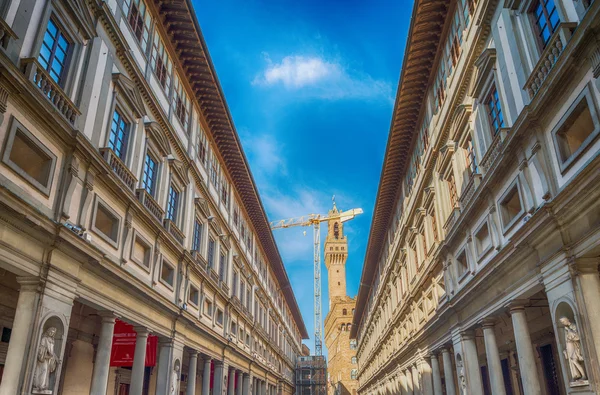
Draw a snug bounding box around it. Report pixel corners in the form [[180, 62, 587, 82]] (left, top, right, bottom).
[[110, 319, 157, 367]]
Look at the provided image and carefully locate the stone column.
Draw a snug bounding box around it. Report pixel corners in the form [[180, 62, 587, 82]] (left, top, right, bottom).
[[421, 358, 433, 395], [202, 357, 212, 395], [399, 372, 408, 395], [0, 277, 39, 395], [481, 319, 507, 395], [430, 354, 443, 395], [237, 370, 243, 395], [411, 365, 420, 394], [156, 339, 175, 394], [90, 312, 116, 395], [130, 327, 150, 395], [441, 348, 456, 395], [509, 303, 542, 395], [228, 367, 236, 395], [574, 259, 600, 369], [242, 373, 250, 395], [405, 369, 413, 395], [202, 356, 212, 395], [461, 331, 484, 395], [214, 361, 225, 395], [187, 351, 199, 395]]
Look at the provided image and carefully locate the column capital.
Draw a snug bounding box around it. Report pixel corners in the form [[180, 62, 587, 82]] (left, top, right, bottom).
[[480, 317, 497, 328], [133, 326, 151, 336], [188, 349, 199, 357], [568, 257, 599, 275], [505, 299, 529, 312], [459, 329, 476, 340], [158, 337, 174, 346], [16, 276, 41, 291], [440, 346, 451, 355], [97, 311, 118, 323]]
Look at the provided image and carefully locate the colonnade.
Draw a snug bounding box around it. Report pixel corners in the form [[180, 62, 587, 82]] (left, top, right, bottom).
[[0, 277, 281, 395], [364, 301, 558, 395]]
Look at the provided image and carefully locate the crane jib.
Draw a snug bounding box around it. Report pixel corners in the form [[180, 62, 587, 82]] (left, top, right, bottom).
[[269, 207, 363, 356]]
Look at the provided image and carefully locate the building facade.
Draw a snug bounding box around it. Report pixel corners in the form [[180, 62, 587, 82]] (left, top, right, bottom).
[[0, 0, 307, 394], [324, 206, 358, 395], [351, 0, 600, 394], [295, 356, 327, 395]]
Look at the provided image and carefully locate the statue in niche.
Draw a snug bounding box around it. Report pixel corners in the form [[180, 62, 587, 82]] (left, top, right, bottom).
[[456, 357, 466, 395], [560, 317, 587, 381], [170, 363, 180, 395], [33, 327, 59, 394]]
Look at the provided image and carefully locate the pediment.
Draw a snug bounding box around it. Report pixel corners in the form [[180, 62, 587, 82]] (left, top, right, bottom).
[[168, 157, 190, 185], [435, 141, 456, 173], [145, 122, 171, 156], [194, 196, 210, 218], [220, 234, 231, 250], [113, 73, 147, 118], [450, 104, 473, 141], [469, 48, 497, 99], [62, 0, 96, 40], [209, 217, 222, 235]]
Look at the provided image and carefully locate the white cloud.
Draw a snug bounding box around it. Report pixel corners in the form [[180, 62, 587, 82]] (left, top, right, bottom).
[[241, 132, 287, 176], [253, 54, 393, 101], [258, 56, 339, 88]]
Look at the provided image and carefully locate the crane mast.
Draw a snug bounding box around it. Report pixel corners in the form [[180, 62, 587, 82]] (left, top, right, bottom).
[[270, 205, 363, 356]]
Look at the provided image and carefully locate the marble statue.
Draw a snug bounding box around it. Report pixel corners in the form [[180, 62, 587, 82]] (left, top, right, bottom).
[[560, 317, 587, 381], [33, 327, 59, 394], [456, 358, 466, 394], [170, 364, 180, 395]]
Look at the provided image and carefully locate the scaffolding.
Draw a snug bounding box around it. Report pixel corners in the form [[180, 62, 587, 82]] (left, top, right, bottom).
[[295, 356, 327, 395]]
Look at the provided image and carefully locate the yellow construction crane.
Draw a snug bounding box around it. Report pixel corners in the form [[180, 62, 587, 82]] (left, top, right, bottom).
[[270, 201, 363, 356]]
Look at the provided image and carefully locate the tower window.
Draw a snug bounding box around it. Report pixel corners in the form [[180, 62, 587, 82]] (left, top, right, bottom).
[[334, 222, 339, 239]]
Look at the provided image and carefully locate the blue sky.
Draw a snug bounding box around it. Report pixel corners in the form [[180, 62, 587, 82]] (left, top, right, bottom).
[[195, 0, 412, 353]]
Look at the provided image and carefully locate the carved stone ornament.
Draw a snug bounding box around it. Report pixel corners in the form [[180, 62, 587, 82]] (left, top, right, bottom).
[[456, 355, 467, 395], [170, 363, 180, 395], [559, 317, 588, 383], [32, 327, 59, 394]]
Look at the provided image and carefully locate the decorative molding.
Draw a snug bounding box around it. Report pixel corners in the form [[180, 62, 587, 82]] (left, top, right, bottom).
[[470, 48, 497, 99], [112, 73, 147, 118], [145, 121, 171, 157]]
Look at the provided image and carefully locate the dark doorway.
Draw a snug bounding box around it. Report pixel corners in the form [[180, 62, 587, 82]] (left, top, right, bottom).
[[539, 344, 561, 395]]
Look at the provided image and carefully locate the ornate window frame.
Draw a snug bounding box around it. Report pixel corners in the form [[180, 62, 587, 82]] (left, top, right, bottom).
[[498, 178, 526, 233], [2, 117, 57, 196], [91, 195, 122, 249], [551, 83, 600, 173]]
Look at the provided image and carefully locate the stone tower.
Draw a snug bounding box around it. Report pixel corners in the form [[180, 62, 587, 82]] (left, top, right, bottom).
[[325, 205, 348, 305], [324, 204, 358, 395]]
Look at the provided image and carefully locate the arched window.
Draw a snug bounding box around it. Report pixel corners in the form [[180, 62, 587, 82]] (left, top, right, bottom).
[[351, 369, 358, 380], [351, 356, 357, 364], [347, 323, 351, 331], [334, 222, 340, 239], [343, 309, 347, 315]]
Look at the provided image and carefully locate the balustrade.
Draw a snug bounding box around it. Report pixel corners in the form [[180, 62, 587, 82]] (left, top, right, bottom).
[[22, 58, 80, 125], [99, 148, 137, 192], [525, 23, 577, 98]]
